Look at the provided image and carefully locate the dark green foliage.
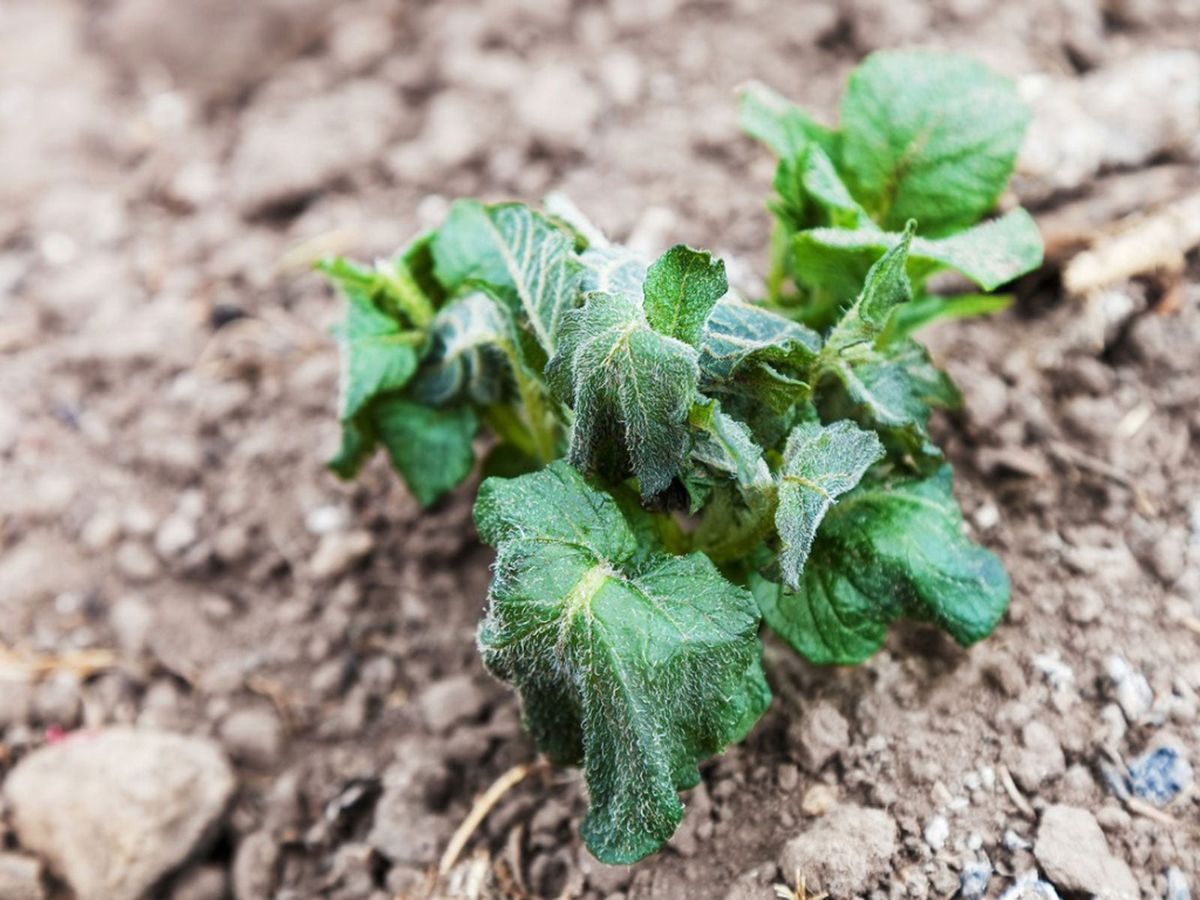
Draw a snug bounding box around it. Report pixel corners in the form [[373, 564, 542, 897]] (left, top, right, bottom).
[[317, 50, 1040, 864]]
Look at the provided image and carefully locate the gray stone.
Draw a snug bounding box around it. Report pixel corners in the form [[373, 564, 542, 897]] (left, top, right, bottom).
[[1018, 51, 1200, 202], [1106, 655, 1154, 722], [1003, 720, 1066, 792], [32, 672, 81, 727], [1034, 805, 1138, 899], [232, 831, 279, 900], [231, 81, 398, 216], [309, 529, 374, 580], [778, 805, 897, 897], [416, 674, 488, 734], [792, 702, 850, 773], [4, 728, 235, 900], [512, 63, 602, 152], [219, 707, 284, 768], [368, 741, 454, 865], [97, 0, 328, 102], [169, 865, 229, 900], [0, 853, 46, 900]]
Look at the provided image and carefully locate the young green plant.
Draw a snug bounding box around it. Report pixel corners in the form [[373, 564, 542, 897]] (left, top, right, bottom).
[[319, 50, 1043, 864]]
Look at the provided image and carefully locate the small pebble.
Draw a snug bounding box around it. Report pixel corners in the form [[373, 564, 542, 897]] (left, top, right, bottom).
[[1106, 655, 1154, 722], [0, 852, 46, 900], [310, 530, 374, 579], [960, 858, 991, 900], [924, 815, 949, 851], [416, 675, 488, 734], [1003, 829, 1032, 852], [305, 505, 348, 535], [155, 514, 198, 559], [1126, 746, 1193, 806], [1166, 866, 1192, 900], [999, 871, 1061, 900], [116, 540, 161, 581], [800, 783, 837, 817], [219, 707, 284, 768]]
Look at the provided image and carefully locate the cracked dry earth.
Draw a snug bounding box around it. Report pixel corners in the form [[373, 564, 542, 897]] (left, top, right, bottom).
[[1, 0, 1199, 898]]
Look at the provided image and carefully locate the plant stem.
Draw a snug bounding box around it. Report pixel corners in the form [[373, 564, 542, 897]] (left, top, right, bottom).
[[377, 260, 435, 328], [503, 347, 558, 465]]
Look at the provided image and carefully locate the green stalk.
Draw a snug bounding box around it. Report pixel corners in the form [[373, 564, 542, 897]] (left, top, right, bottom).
[[376, 260, 435, 328], [497, 341, 558, 465]]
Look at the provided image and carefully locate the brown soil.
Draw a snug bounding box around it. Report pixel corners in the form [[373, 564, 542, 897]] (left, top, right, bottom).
[[2, 1, 1198, 898]]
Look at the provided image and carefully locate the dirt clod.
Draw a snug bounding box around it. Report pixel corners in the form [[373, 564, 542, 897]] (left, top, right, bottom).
[[778, 804, 896, 896], [4, 729, 235, 900], [1034, 804, 1139, 899]]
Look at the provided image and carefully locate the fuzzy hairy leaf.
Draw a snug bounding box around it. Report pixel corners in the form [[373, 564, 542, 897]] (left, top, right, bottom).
[[330, 398, 478, 507], [839, 50, 1029, 234], [642, 245, 727, 347], [699, 298, 820, 406], [794, 209, 1043, 298], [475, 463, 770, 863], [432, 201, 583, 355], [579, 245, 647, 298], [776, 420, 884, 589], [739, 80, 838, 160], [547, 291, 700, 498], [688, 400, 771, 494], [823, 224, 915, 355], [374, 399, 478, 507], [771, 144, 875, 233], [414, 291, 512, 406], [889, 292, 1013, 340], [756, 465, 1009, 664], [332, 290, 422, 421]]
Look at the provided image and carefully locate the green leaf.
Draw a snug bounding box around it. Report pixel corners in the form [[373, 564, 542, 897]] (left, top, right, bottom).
[[546, 291, 700, 498], [775, 420, 884, 589], [318, 235, 439, 328], [794, 209, 1043, 298], [414, 291, 512, 406], [688, 400, 771, 494], [699, 298, 820, 405], [823, 223, 915, 355], [475, 462, 770, 863], [329, 414, 378, 480], [432, 201, 583, 355], [819, 339, 960, 469], [374, 398, 478, 507], [642, 245, 727, 347], [771, 145, 875, 233], [739, 80, 838, 160], [838, 50, 1030, 234], [755, 465, 1009, 664], [335, 298, 422, 421], [580, 245, 647, 298], [888, 292, 1013, 340]]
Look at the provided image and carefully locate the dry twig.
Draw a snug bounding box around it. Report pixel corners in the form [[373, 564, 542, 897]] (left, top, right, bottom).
[[438, 760, 547, 878], [0, 645, 116, 681]]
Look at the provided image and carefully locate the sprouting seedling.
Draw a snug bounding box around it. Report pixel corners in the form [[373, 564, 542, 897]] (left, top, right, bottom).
[[317, 49, 1041, 865]]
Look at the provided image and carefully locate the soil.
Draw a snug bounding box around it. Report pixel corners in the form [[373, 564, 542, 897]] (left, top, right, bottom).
[[2, 1, 1198, 898]]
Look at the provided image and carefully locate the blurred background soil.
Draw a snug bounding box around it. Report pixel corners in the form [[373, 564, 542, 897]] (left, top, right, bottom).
[[1, 0, 1199, 898]]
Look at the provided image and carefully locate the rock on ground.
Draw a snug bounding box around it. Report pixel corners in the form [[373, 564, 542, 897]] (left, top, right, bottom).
[[368, 740, 455, 865], [96, 0, 329, 102], [230, 80, 399, 217], [778, 805, 897, 896], [1017, 51, 1200, 202], [791, 701, 850, 774], [1034, 804, 1139, 899], [3, 728, 236, 900], [0, 853, 46, 900]]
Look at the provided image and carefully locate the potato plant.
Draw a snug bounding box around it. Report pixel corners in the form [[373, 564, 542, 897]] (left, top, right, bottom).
[[319, 50, 1043, 864]]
